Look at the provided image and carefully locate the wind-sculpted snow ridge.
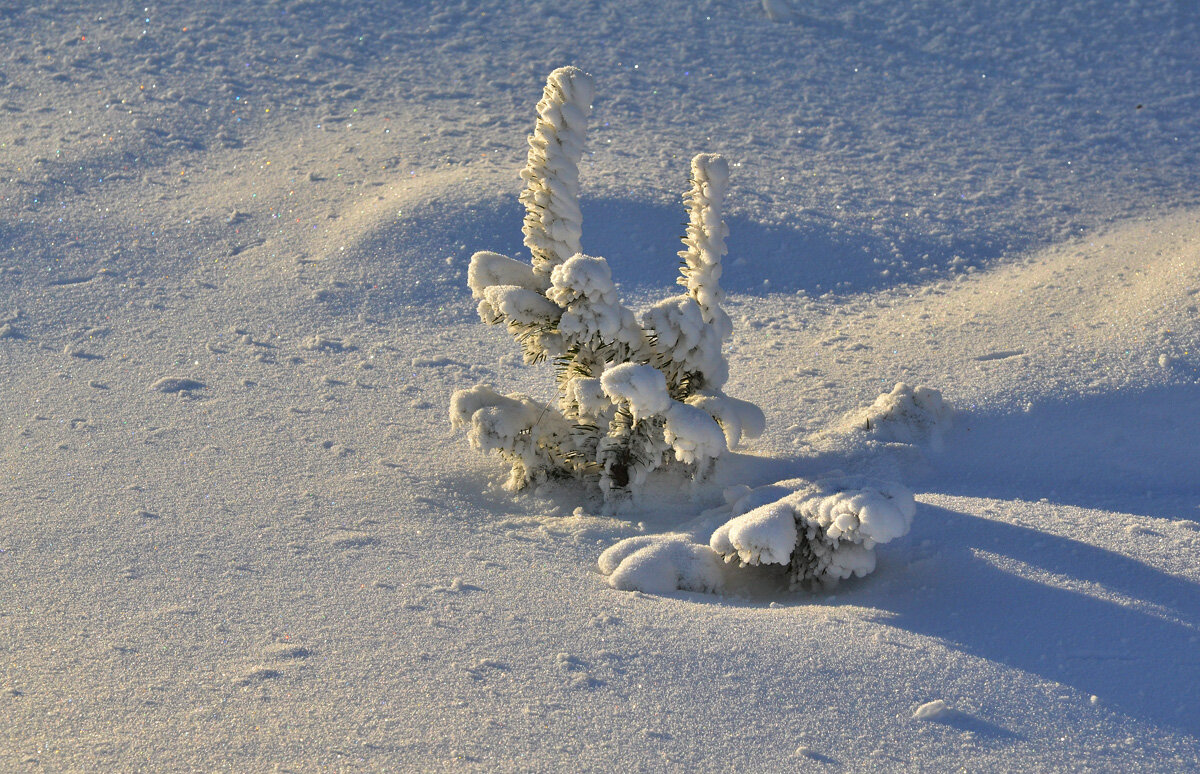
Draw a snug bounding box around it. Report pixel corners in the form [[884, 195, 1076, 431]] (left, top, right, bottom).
[[450, 68, 762, 501], [598, 384, 952, 595]]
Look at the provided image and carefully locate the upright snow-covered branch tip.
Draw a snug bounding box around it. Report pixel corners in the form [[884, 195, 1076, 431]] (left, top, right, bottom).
[[450, 67, 764, 502], [679, 153, 733, 344], [519, 66, 594, 284]]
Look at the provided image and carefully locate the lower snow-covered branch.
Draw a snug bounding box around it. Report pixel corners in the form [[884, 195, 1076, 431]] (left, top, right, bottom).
[[711, 474, 916, 587], [449, 384, 577, 490], [597, 474, 916, 593], [450, 366, 735, 498]]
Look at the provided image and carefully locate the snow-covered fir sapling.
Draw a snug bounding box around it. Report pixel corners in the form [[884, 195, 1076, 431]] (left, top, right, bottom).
[[450, 67, 764, 501]]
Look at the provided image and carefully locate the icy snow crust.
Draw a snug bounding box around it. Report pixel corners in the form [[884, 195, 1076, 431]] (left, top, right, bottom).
[[3, 0, 1200, 771]]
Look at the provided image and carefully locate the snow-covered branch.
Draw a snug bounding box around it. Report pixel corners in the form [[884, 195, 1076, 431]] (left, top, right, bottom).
[[519, 66, 594, 284]]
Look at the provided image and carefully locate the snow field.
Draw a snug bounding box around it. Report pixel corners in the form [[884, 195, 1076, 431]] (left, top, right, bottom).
[[0, 0, 1198, 770]]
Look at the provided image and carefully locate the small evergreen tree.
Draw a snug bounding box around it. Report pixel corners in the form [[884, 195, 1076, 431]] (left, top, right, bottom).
[[451, 67, 764, 501]]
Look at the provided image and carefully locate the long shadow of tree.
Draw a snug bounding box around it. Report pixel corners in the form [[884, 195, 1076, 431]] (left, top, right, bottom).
[[597, 379, 1200, 738], [855, 502, 1200, 737], [925, 383, 1200, 520], [378, 168, 1200, 742]]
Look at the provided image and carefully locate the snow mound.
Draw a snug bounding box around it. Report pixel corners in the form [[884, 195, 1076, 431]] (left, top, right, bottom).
[[840, 382, 954, 450], [598, 534, 726, 595], [711, 474, 916, 587], [913, 699, 955, 721]]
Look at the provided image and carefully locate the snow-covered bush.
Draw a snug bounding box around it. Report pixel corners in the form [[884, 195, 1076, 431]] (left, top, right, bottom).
[[450, 67, 764, 500], [451, 68, 941, 593], [711, 474, 916, 587], [594, 473, 916, 593]]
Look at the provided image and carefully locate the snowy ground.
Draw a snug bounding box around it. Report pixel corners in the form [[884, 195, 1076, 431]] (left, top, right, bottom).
[[2, 1, 1199, 770]]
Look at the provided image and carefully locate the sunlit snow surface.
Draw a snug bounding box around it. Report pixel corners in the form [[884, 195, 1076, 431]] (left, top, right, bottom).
[[0, 0, 1199, 770]]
